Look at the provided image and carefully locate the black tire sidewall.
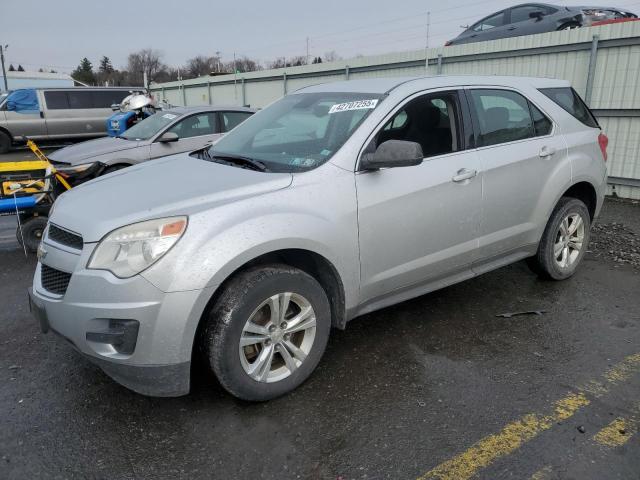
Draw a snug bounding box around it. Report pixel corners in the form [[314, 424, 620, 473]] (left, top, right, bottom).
[[206, 265, 331, 401], [17, 217, 48, 252], [539, 198, 591, 280], [0, 131, 10, 154]]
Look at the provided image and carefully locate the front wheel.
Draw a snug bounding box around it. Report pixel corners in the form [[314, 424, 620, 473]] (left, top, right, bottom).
[[527, 197, 591, 280], [16, 216, 48, 252], [0, 131, 11, 154], [202, 265, 331, 401]]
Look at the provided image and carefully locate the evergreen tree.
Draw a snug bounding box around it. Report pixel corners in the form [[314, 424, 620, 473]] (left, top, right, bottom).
[[17, 65, 24, 71], [8, 64, 15, 71], [72, 57, 96, 85]]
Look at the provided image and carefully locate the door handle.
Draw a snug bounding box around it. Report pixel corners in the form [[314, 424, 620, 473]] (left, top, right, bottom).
[[40, 111, 44, 119], [452, 168, 477, 183], [539, 146, 556, 158]]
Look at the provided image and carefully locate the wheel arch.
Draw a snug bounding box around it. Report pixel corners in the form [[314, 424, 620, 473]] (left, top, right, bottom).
[[561, 181, 597, 220], [199, 248, 347, 331]]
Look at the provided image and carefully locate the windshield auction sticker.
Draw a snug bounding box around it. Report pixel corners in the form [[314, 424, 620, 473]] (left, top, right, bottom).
[[329, 99, 378, 114]]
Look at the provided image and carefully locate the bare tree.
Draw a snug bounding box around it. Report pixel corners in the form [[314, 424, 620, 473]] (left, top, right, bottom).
[[267, 56, 307, 69], [223, 56, 262, 74], [184, 55, 218, 78], [127, 49, 166, 86], [323, 51, 341, 62]]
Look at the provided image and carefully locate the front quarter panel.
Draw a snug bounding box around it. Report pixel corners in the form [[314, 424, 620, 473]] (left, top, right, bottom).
[[139, 163, 360, 313]]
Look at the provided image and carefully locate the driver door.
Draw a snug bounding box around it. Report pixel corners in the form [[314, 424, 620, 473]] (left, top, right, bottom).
[[149, 112, 220, 159], [356, 90, 483, 306]]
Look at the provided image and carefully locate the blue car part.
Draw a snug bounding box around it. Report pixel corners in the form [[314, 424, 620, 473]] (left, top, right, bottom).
[[0, 195, 37, 213]]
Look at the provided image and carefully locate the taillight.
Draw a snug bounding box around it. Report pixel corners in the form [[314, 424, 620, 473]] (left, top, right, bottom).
[[598, 132, 608, 162]]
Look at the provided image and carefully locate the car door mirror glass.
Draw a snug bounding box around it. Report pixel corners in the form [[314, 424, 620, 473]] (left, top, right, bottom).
[[158, 132, 179, 143], [361, 140, 423, 170]]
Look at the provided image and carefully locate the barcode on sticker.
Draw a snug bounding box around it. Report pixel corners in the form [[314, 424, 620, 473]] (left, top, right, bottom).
[[329, 99, 378, 114]]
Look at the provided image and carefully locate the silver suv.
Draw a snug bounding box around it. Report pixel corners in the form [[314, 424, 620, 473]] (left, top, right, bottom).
[[29, 76, 608, 400]]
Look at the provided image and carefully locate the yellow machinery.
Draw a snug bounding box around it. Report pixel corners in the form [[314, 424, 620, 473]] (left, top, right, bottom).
[[0, 140, 71, 252]]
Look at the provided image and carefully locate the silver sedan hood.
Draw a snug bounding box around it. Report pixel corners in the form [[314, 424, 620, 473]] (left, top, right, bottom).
[[48, 136, 141, 164], [50, 154, 293, 242]]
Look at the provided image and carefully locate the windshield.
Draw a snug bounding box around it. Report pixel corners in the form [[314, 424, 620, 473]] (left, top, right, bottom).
[[209, 92, 383, 172], [120, 111, 180, 140]]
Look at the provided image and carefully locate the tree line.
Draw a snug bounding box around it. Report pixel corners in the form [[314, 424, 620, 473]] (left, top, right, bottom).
[[70, 49, 342, 86]]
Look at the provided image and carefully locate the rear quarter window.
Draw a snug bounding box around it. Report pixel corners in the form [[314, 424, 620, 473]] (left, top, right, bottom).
[[539, 87, 599, 128]]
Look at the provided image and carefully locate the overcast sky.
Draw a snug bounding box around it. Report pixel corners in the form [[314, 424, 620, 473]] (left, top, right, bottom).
[[3, 0, 640, 73]]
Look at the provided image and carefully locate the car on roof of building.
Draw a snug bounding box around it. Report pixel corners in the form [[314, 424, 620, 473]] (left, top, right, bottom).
[[446, 3, 637, 46], [30, 75, 607, 401], [48, 105, 255, 179]]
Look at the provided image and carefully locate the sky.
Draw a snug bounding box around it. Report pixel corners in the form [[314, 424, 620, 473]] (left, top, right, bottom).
[[3, 0, 640, 74]]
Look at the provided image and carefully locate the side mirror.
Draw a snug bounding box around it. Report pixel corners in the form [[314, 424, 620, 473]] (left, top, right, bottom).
[[529, 10, 544, 20], [110, 103, 120, 111], [158, 132, 179, 143], [6, 101, 16, 111], [360, 140, 424, 170]]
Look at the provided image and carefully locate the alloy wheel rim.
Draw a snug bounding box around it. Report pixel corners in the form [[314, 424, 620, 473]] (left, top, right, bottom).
[[239, 292, 316, 383], [553, 213, 585, 269]]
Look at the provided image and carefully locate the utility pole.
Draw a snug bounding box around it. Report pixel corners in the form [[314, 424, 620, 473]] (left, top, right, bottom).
[[233, 52, 238, 102], [306, 37, 310, 64], [215, 50, 221, 73], [0, 44, 8, 92], [426, 11, 431, 50]]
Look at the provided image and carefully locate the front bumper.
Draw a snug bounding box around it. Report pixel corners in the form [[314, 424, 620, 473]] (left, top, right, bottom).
[[30, 236, 216, 397]]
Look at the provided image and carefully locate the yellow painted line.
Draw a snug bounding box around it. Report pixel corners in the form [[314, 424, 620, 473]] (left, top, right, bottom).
[[530, 465, 553, 480], [418, 352, 640, 480], [593, 417, 633, 448]]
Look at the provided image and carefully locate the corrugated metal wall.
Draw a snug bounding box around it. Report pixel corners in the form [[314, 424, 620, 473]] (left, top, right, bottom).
[[151, 22, 640, 199]]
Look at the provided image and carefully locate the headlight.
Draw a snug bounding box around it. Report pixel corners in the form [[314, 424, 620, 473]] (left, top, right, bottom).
[[87, 216, 187, 278], [54, 162, 97, 174]]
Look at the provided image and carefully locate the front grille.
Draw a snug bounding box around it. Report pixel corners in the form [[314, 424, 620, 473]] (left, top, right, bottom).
[[41, 265, 72, 295], [48, 224, 83, 250]]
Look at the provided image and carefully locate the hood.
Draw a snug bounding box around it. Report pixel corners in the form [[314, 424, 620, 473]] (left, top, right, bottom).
[[50, 154, 293, 242], [48, 136, 140, 164]]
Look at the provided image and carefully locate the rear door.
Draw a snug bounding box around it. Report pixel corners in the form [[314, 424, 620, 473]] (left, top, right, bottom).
[[467, 10, 512, 42], [149, 112, 219, 159], [466, 87, 569, 271], [507, 4, 557, 36]]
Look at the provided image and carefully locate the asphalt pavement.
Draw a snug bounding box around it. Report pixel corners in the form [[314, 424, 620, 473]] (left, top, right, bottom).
[[0, 161, 639, 479]]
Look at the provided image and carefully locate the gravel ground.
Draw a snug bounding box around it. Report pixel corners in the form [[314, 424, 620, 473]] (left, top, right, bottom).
[[591, 198, 640, 268]]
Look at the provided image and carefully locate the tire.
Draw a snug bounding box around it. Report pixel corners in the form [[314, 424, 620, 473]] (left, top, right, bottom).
[[557, 22, 580, 31], [527, 197, 591, 280], [202, 264, 331, 401], [16, 216, 48, 253], [0, 130, 11, 154]]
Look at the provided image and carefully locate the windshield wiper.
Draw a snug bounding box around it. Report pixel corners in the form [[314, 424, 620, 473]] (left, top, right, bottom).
[[210, 153, 269, 172]]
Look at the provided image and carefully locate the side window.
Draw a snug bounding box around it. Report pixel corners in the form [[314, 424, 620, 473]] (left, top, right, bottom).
[[529, 102, 552, 136], [169, 113, 217, 139], [376, 92, 461, 158], [221, 111, 253, 132], [539, 87, 599, 128], [44, 91, 69, 110], [510, 5, 544, 23], [469, 89, 535, 147], [67, 91, 93, 109], [93, 91, 129, 108], [473, 12, 505, 31]]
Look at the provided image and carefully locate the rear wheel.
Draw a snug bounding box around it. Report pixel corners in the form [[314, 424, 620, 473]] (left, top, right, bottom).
[[202, 265, 331, 401], [557, 22, 580, 31], [0, 131, 11, 154], [527, 197, 591, 280], [16, 216, 48, 252]]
